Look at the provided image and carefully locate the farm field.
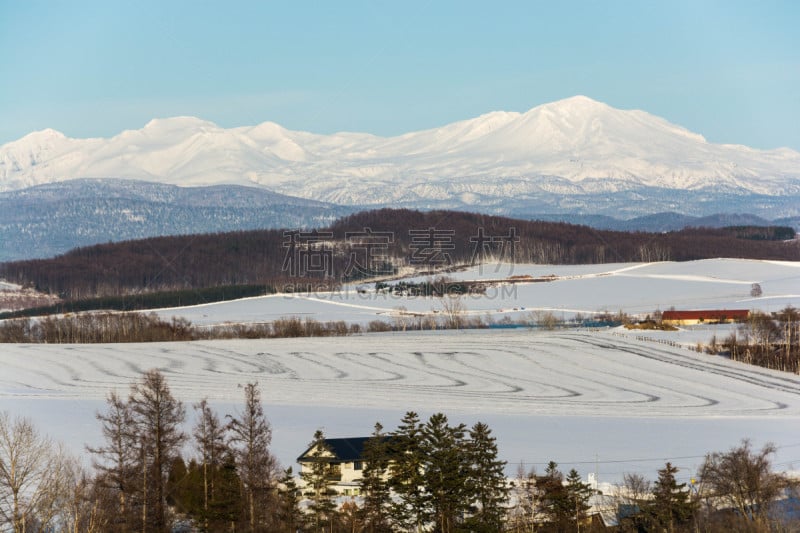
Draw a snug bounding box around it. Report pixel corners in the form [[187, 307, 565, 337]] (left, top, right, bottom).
[[154, 259, 800, 328], [2, 329, 799, 484], [1, 258, 799, 484]]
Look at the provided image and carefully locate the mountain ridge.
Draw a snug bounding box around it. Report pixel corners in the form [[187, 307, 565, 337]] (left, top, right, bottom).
[[0, 179, 354, 262], [1, 179, 798, 263], [3, 96, 800, 207]]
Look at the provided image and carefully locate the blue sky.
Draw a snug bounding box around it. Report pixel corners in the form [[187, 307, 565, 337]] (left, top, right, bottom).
[[1, 1, 798, 149]]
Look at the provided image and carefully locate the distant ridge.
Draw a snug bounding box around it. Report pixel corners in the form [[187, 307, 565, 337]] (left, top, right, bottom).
[[2, 208, 796, 301], [2, 96, 799, 216], [1, 180, 798, 262], [0, 179, 354, 262], [532, 212, 800, 233]]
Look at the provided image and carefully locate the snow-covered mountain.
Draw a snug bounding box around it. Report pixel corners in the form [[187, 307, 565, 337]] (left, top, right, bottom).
[[3, 96, 800, 209], [0, 179, 354, 262]]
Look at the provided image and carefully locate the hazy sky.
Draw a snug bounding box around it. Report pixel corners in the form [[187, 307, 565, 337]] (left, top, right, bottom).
[[2, 1, 798, 149]]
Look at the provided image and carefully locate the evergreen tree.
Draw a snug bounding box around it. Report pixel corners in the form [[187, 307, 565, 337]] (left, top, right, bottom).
[[389, 411, 426, 532], [275, 467, 305, 533], [565, 469, 592, 531], [420, 413, 470, 533], [464, 422, 508, 532], [535, 461, 571, 530], [647, 462, 696, 532], [301, 429, 338, 533], [359, 422, 393, 532], [209, 451, 245, 529], [227, 382, 277, 532], [166, 456, 197, 513]]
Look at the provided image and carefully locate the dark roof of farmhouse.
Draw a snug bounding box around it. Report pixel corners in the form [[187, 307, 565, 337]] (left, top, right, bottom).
[[297, 437, 371, 462]]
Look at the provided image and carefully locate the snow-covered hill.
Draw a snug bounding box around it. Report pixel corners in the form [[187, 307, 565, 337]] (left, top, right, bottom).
[[3, 96, 800, 208], [0, 179, 354, 261], [2, 259, 800, 481]]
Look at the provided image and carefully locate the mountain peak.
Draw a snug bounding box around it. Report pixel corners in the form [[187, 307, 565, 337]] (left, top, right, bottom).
[[533, 95, 609, 113], [1, 99, 798, 204], [18, 128, 67, 144], [142, 116, 218, 132]]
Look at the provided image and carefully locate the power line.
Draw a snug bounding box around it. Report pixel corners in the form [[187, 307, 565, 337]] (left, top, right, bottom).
[[517, 442, 800, 468]]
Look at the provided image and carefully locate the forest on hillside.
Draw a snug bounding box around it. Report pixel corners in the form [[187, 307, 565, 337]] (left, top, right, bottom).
[[0, 209, 796, 299]]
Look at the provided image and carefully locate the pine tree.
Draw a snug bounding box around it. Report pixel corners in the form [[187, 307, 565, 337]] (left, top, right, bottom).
[[565, 469, 592, 531], [165, 455, 193, 512], [359, 422, 392, 532], [389, 411, 426, 532], [536, 461, 570, 530], [464, 421, 508, 532], [420, 413, 470, 533], [210, 451, 244, 529], [301, 429, 338, 533], [227, 382, 277, 532], [128, 369, 186, 532], [275, 467, 305, 533], [648, 462, 696, 532]]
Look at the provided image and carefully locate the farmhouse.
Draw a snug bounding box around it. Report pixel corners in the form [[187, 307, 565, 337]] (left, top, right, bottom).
[[661, 309, 749, 326], [297, 436, 373, 496]]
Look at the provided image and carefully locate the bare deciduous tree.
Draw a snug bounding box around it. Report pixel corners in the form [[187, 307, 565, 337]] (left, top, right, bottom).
[[618, 472, 651, 507], [530, 310, 561, 330], [0, 412, 72, 532], [750, 283, 763, 298], [62, 458, 109, 533], [508, 463, 537, 532], [699, 439, 786, 525], [439, 296, 466, 329], [128, 369, 186, 532], [227, 382, 277, 532], [193, 398, 227, 531], [88, 391, 137, 531]]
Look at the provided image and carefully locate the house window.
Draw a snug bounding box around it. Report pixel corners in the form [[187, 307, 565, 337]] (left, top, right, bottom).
[[354, 461, 363, 470]]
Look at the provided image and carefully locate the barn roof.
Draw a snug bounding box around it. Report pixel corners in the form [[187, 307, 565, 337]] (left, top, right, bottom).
[[662, 309, 749, 320]]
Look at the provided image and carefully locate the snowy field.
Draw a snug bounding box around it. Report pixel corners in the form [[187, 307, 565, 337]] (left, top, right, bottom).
[[2, 330, 800, 484], [2, 258, 800, 485], [155, 259, 800, 328]]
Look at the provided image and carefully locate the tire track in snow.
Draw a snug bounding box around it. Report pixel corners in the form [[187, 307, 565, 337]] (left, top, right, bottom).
[[2, 332, 800, 416], [566, 334, 797, 411]]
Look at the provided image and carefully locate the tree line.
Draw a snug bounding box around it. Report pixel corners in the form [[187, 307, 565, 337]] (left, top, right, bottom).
[[1, 209, 796, 300], [0, 284, 275, 320], [719, 306, 800, 373], [0, 313, 359, 343], [1, 370, 797, 532]]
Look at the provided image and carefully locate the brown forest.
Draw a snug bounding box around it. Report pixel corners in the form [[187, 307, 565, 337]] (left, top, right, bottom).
[[1, 209, 796, 299]]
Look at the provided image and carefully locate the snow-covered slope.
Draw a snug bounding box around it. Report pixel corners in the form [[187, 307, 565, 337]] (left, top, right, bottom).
[[3, 260, 800, 481], [151, 259, 800, 328], [2, 96, 799, 205]]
